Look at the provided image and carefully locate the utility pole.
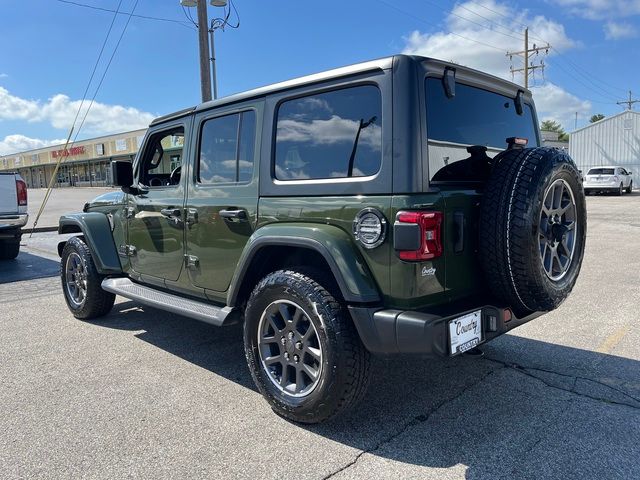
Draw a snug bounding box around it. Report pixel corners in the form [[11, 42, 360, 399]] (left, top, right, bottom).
[[506, 27, 551, 89], [617, 91, 639, 110], [574, 112, 578, 130], [196, 0, 212, 102]]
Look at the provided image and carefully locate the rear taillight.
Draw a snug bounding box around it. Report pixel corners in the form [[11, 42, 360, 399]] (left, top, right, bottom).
[[16, 179, 27, 206], [395, 211, 443, 261]]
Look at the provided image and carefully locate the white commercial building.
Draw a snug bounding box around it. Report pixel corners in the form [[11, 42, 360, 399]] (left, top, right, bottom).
[[570, 110, 640, 187]]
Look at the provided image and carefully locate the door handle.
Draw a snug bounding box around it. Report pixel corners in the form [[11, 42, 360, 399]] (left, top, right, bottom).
[[219, 209, 248, 221], [160, 207, 181, 218]]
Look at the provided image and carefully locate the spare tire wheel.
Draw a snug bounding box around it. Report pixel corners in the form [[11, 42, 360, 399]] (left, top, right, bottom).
[[479, 147, 586, 315]]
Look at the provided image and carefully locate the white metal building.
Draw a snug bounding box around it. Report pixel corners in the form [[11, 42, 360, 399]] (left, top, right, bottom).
[[570, 110, 640, 187]]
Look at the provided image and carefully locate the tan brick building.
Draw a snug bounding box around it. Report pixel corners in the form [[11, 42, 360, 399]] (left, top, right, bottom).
[[0, 129, 146, 188]]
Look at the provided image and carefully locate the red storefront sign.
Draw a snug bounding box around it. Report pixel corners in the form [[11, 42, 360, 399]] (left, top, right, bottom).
[[52, 146, 86, 158]]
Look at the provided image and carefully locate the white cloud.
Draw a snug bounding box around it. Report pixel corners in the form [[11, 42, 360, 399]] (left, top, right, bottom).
[[401, 1, 591, 130], [604, 21, 638, 39], [0, 86, 155, 136], [0, 73, 8, 79], [551, 0, 640, 20], [402, 0, 577, 80], [530, 83, 592, 128], [277, 115, 381, 150], [0, 134, 66, 156]]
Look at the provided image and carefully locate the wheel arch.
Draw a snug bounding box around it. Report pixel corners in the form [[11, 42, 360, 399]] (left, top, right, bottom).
[[58, 213, 122, 274], [227, 223, 381, 308]]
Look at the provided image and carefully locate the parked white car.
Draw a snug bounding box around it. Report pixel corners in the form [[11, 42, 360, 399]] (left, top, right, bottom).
[[584, 166, 633, 195]]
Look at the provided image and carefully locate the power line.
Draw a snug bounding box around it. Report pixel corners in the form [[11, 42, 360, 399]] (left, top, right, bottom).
[[56, 0, 194, 29], [68, 0, 124, 147], [181, 3, 198, 28], [465, 0, 526, 27], [432, 0, 628, 99], [31, 1, 131, 233], [446, 0, 529, 40], [548, 47, 628, 95], [422, 0, 525, 42], [375, 0, 507, 53], [544, 57, 620, 103], [73, 0, 141, 142], [375, 0, 622, 109]]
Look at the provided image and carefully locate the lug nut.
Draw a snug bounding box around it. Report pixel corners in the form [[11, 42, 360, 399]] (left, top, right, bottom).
[[284, 352, 290, 360], [293, 354, 299, 363], [288, 331, 294, 339], [295, 341, 302, 350], [280, 337, 286, 345]]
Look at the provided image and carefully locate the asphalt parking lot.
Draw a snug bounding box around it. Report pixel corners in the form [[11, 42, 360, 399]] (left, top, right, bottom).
[[1, 193, 639, 479]]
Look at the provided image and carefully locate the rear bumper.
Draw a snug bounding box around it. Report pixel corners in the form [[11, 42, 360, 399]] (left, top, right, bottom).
[[349, 304, 543, 356], [583, 183, 618, 190], [0, 214, 28, 237]]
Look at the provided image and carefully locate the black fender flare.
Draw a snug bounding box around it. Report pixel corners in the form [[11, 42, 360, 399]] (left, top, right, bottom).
[[58, 213, 122, 274], [227, 223, 381, 307]]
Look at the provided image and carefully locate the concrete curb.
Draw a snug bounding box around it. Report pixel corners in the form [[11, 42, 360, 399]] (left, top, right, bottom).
[[25, 226, 59, 234]]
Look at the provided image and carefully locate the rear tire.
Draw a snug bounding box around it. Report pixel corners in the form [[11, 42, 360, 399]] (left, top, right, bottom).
[[0, 240, 20, 260], [244, 269, 370, 424], [61, 236, 115, 319], [479, 147, 586, 315]]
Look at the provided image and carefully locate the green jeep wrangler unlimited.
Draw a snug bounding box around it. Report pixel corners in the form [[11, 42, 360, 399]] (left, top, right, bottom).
[[58, 55, 586, 423]]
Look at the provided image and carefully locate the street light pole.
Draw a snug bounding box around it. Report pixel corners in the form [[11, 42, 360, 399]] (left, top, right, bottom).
[[209, 22, 218, 100], [196, 0, 212, 102]]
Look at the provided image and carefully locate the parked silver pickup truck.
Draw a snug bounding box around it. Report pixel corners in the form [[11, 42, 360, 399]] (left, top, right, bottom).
[[0, 172, 28, 260]]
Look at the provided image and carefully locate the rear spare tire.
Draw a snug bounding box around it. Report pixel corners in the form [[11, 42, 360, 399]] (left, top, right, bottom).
[[479, 147, 586, 315]]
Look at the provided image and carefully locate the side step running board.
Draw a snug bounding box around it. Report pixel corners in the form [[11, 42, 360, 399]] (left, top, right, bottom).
[[101, 277, 234, 327]]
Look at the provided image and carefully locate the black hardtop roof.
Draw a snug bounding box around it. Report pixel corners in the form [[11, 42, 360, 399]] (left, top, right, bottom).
[[150, 54, 529, 126]]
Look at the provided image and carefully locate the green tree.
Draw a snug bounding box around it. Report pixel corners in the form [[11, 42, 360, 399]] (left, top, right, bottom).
[[540, 120, 569, 141], [589, 114, 605, 123]]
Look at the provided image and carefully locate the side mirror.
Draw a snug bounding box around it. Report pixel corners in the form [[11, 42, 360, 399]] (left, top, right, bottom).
[[111, 160, 133, 188]]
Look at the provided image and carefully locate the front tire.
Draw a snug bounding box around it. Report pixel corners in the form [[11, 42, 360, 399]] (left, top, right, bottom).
[[244, 269, 370, 424], [61, 236, 115, 319], [617, 183, 623, 196], [626, 181, 633, 194]]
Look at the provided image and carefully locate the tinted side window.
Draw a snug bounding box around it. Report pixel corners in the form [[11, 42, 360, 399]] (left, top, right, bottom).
[[426, 78, 539, 182], [198, 111, 256, 184], [275, 85, 382, 180]]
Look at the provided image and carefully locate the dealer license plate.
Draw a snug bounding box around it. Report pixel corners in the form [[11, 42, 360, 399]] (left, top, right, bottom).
[[449, 310, 482, 355]]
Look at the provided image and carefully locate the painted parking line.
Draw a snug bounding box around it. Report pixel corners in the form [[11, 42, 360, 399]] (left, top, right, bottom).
[[596, 324, 630, 354]]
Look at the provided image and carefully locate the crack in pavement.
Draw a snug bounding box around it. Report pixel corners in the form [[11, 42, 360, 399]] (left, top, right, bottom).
[[484, 356, 640, 409], [321, 366, 502, 480], [322, 354, 639, 479]]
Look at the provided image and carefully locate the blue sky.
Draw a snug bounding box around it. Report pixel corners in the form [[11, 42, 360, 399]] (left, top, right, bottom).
[[0, 0, 638, 155]]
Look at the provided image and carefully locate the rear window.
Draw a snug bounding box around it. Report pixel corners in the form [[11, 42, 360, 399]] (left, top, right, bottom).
[[426, 78, 539, 182], [587, 168, 614, 175], [274, 85, 382, 181]]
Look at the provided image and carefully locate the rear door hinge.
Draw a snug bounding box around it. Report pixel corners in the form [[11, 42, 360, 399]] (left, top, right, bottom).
[[185, 254, 199, 269]]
